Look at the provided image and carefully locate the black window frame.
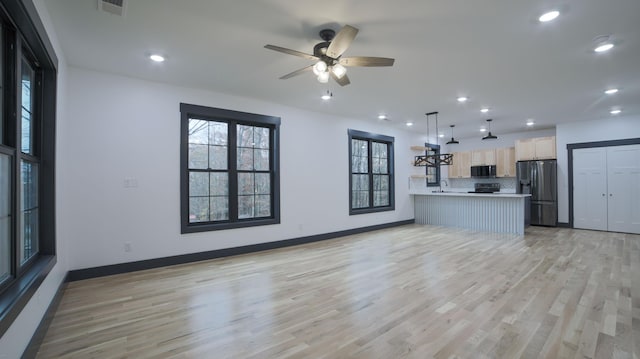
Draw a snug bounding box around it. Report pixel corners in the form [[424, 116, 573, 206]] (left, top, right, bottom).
[[348, 129, 395, 215], [0, 0, 57, 337], [180, 103, 281, 233], [425, 143, 441, 186]]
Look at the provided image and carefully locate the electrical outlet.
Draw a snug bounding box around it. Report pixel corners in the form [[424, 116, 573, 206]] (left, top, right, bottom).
[[124, 242, 132, 252]]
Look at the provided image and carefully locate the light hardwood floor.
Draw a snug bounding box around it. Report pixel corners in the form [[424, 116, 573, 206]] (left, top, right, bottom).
[[36, 225, 639, 358]]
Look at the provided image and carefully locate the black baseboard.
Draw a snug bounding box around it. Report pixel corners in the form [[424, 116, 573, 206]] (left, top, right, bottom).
[[68, 219, 415, 282], [557, 222, 571, 228], [21, 272, 68, 359]]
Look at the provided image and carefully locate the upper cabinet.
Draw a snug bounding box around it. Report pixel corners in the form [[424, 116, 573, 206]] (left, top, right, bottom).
[[448, 151, 471, 178], [496, 147, 516, 177], [515, 136, 556, 161], [471, 149, 496, 166]]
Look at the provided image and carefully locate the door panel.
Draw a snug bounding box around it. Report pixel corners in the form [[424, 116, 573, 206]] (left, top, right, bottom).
[[607, 145, 640, 234], [531, 202, 557, 226], [573, 148, 607, 231]]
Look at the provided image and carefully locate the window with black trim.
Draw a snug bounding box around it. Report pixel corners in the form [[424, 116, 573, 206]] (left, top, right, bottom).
[[0, 0, 57, 337], [180, 103, 280, 233], [348, 129, 395, 214], [425, 143, 440, 186]]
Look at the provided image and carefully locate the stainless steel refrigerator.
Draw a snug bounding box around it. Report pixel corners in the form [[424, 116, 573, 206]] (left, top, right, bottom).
[[516, 160, 557, 226]]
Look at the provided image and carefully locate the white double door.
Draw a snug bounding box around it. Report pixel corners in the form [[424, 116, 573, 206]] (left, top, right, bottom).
[[573, 144, 640, 234]]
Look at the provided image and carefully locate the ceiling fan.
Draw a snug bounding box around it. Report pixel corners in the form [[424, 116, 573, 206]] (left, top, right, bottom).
[[264, 24, 395, 86]]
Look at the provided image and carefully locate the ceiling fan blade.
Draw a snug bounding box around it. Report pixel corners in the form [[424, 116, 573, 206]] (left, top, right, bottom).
[[264, 45, 319, 60], [331, 72, 351, 86], [339, 57, 395, 67], [326, 25, 358, 58], [279, 65, 313, 79]]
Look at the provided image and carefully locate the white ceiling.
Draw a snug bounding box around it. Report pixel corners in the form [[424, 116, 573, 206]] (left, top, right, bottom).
[[44, 0, 640, 139]]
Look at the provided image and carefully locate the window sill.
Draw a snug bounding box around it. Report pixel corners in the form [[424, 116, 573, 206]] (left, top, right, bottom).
[[349, 206, 395, 215], [182, 217, 281, 234], [0, 255, 56, 337]]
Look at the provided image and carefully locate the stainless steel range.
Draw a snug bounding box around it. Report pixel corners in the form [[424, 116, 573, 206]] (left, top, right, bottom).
[[468, 183, 500, 193]]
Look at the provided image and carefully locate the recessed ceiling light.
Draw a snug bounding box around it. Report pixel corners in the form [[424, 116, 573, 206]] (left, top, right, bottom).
[[604, 88, 618, 95], [321, 91, 332, 100], [480, 128, 487, 132], [480, 108, 489, 113], [610, 109, 622, 115], [457, 96, 468, 103], [539, 11, 560, 22], [439, 134, 445, 138], [526, 120, 535, 126], [406, 122, 413, 127], [149, 54, 165, 62], [594, 43, 614, 53], [378, 114, 387, 120]]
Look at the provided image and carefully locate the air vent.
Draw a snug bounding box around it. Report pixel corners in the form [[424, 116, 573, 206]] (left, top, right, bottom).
[[98, 0, 125, 16]]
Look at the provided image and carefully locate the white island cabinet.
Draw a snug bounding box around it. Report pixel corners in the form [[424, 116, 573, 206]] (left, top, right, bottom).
[[411, 192, 531, 235]]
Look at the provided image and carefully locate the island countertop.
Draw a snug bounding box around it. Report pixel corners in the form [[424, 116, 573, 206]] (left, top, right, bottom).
[[410, 191, 531, 198]]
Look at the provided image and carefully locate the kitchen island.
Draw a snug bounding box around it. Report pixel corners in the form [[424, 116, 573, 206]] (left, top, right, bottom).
[[411, 192, 531, 235]]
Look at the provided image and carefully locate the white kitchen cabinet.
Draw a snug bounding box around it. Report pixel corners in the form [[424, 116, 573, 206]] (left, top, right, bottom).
[[573, 144, 640, 234]]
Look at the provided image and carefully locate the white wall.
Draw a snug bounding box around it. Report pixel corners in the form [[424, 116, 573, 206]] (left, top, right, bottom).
[[556, 115, 640, 223], [0, 1, 69, 358], [61, 66, 422, 271]]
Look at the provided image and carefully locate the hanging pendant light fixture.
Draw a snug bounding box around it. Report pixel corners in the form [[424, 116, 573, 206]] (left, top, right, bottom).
[[482, 119, 498, 140], [446, 125, 459, 144], [413, 111, 454, 167]]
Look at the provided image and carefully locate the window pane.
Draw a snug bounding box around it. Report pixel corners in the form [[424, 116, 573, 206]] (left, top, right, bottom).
[[238, 195, 255, 219], [374, 191, 389, 207], [352, 174, 369, 191], [373, 142, 388, 159], [255, 195, 270, 217], [237, 148, 254, 171], [20, 161, 38, 264], [188, 119, 209, 144], [209, 173, 228, 196], [255, 173, 270, 194], [188, 144, 208, 169], [237, 125, 254, 147], [209, 121, 227, 145], [21, 58, 35, 155], [0, 154, 10, 282], [210, 196, 229, 221], [189, 172, 209, 196], [209, 145, 228, 170], [189, 197, 209, 223], [352, 191, 369, 209], [254, 127, 270, 149], [373, 158, 388, 174], [238, 173, 254, 195], [254, 149, 269, 171]]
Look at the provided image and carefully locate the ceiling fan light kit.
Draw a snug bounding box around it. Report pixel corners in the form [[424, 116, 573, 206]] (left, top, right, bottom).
[[265, 24, 395, 86]]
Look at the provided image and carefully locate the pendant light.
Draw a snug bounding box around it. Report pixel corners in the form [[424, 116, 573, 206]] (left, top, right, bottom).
[[482, 119, 498, 140], [413, 111, 453, 166], [446, 125, 459, 144]]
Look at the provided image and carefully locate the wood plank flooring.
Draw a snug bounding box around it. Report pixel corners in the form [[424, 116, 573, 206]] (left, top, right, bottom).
[[36, 225, 640, 358]]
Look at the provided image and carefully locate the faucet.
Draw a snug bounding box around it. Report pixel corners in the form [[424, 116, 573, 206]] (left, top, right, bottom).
[[440, 179, 448, 188]]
